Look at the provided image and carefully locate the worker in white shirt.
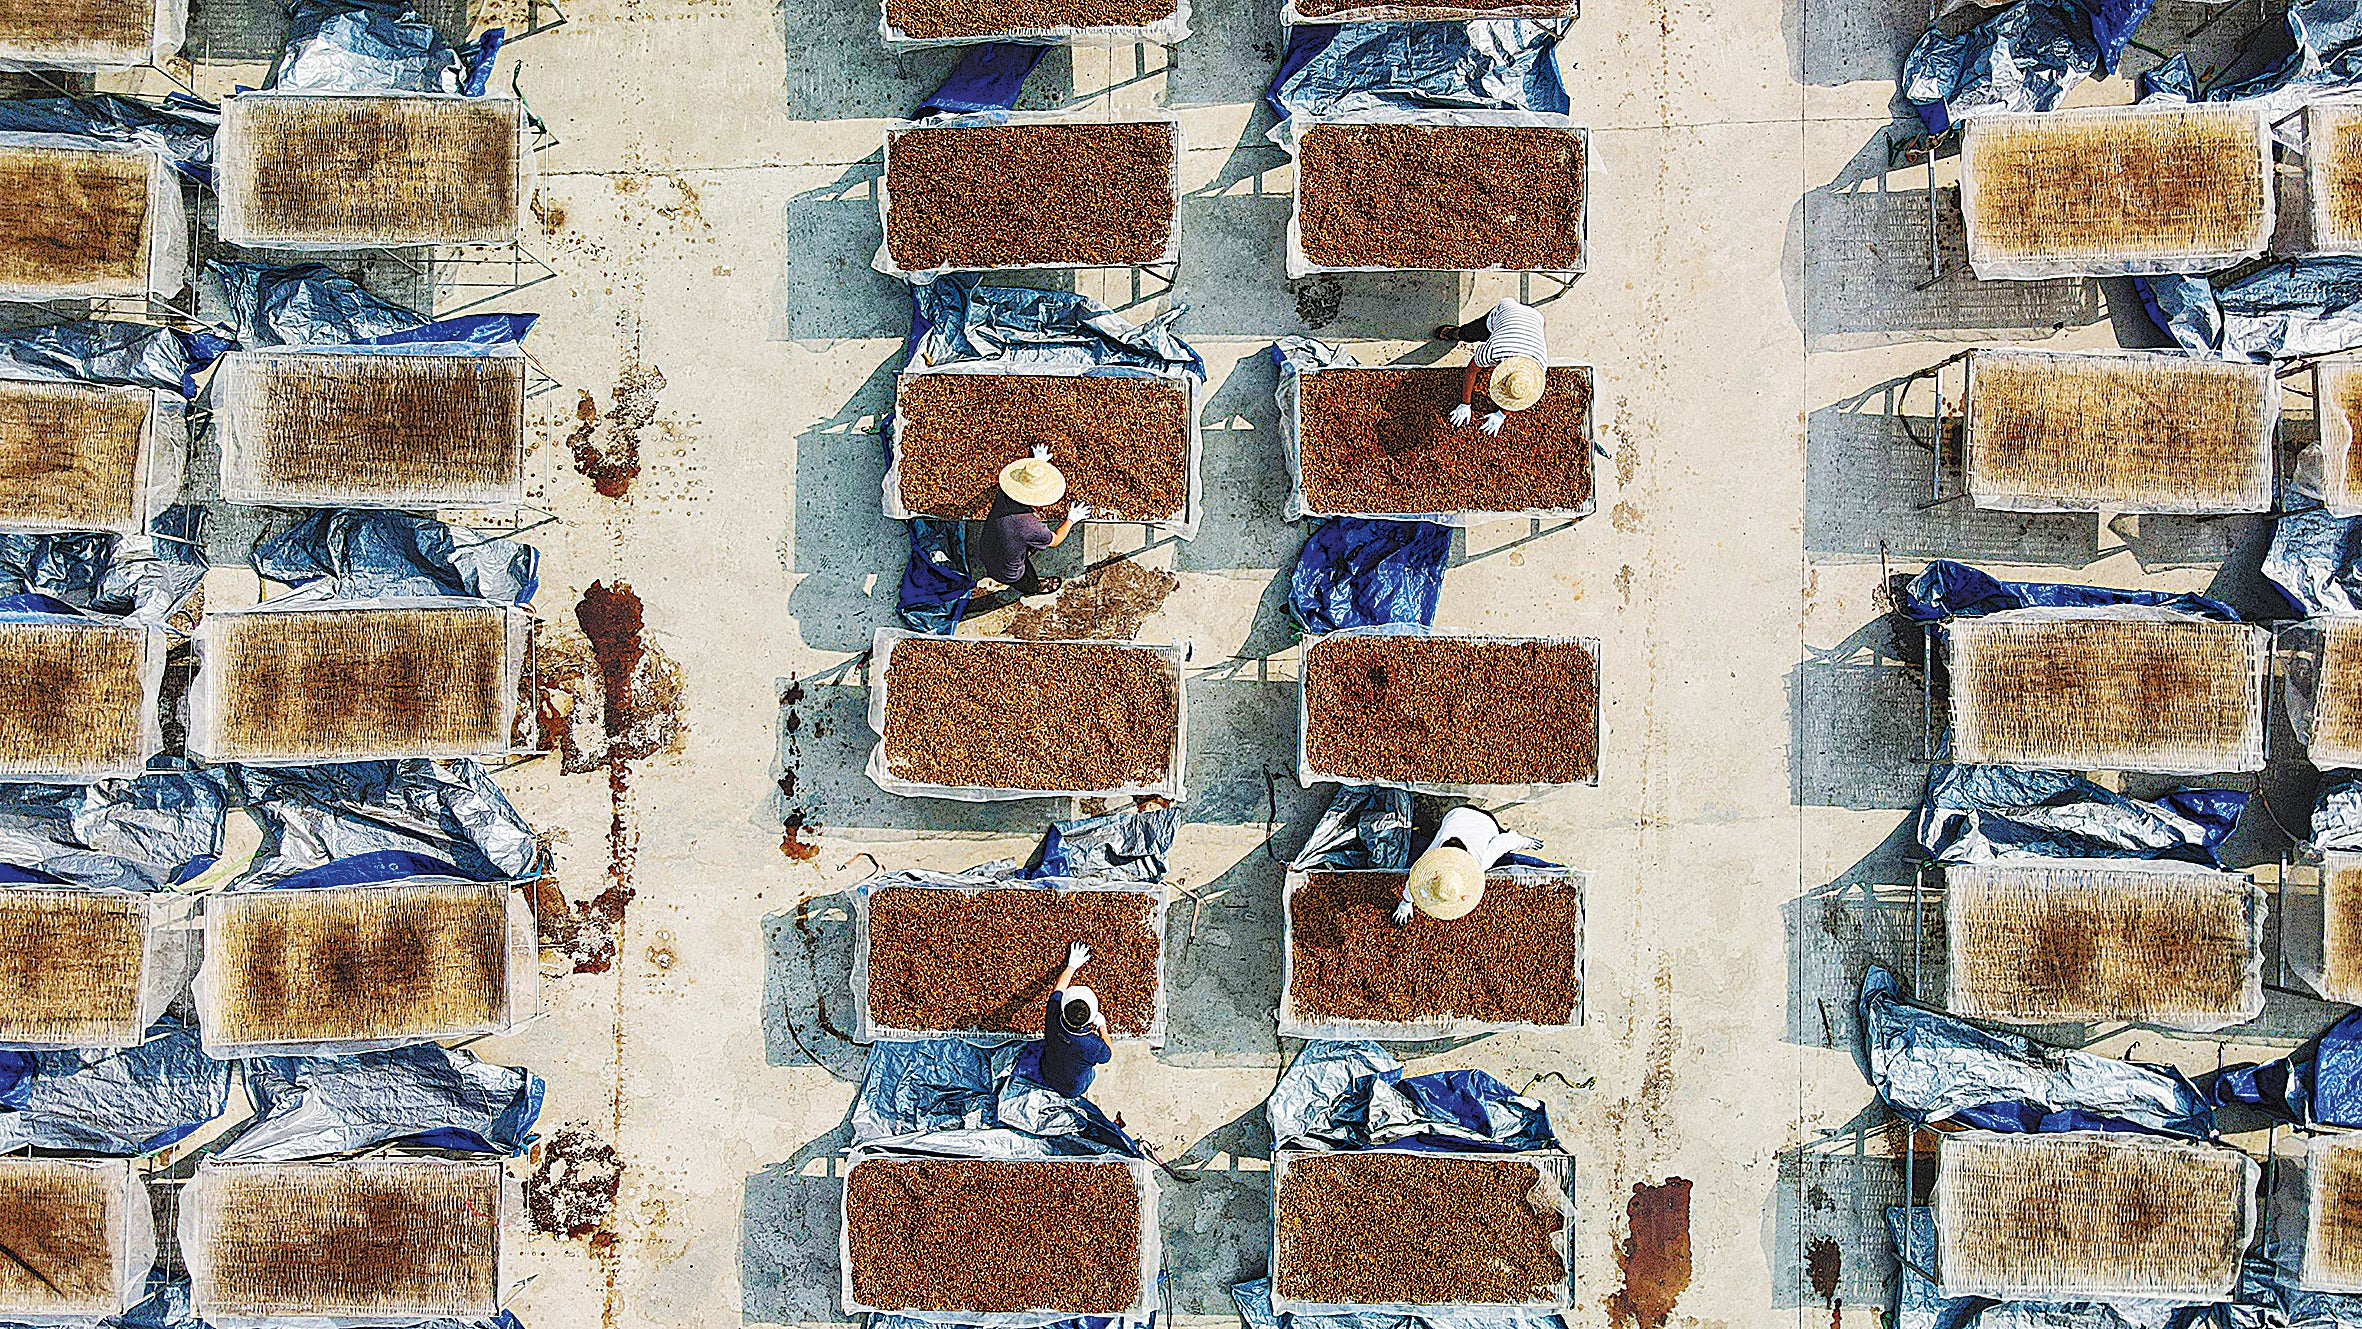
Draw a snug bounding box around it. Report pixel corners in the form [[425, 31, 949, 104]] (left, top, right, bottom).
[[1391, 805, 1543, 926], [1434, 297, 1550, 436]]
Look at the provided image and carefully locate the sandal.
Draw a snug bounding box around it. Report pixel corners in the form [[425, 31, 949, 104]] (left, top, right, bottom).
[[1031, 577, 1063, 596]]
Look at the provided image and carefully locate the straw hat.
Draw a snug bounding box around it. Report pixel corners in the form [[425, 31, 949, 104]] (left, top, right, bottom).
[[1489, 356, 1546, 413], [1403, 845, 1486, 921], [999, 456, 1067, 506], [1061, 985, 1101, 1031]]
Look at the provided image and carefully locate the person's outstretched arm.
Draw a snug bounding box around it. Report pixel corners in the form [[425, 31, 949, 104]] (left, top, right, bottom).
[[1449, 361, 1483, 427], [1046, 504, 1091, 548], [1054, 941, 1089, 991]]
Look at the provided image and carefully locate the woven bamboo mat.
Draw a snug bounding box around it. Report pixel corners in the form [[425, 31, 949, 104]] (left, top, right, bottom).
[[0, 623, 152, 776], [200, 607, 514, 761], [1944, 862, 2257, 1025], [1965, 351, 2271, 511], [221, 96, 518, 246], [209, 881, 509, 1045], [225, 353, 523, 504], [192, 1162, 500, 1317], [0, 146, 149, 293], [1964, 106, 2267, 270], [1948, 615, 2262, 771]]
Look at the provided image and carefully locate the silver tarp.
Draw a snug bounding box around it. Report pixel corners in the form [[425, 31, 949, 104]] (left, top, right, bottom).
[[229, 759, 541, 886], [0, 770, 226, 889], [218, 1044, 540, 1161]]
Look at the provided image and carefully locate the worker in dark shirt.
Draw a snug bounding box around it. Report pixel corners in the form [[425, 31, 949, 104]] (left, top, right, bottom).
[[1031, 941, 1112, 1097], [977, 453, 1088, 597]]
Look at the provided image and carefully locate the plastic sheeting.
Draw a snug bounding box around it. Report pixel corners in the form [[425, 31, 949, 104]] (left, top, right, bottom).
[[1020, 805, 1181, 882], [1264, 21, 1569, 125], [2200, 1008, 2362, 1127], [1899, 559, 2240, 623], [1886, 1206, 2192, 1329], [270, 0, 500, 96], [1918, 764, 2246, 866], [2265, 507, 2362, 617], [1265, 1040, 1558, 1153], [907, 279, 1204, 379], [0, 770, 227, 890], [2140, 259, 2362, 363], [1289, 784, 1413, 873], [1901, 0, 2154, 135], [915, 41, 1046, 117], [252, 510, 538, 607], [2319, 779, 2362, 849], [1235, 1277, 1571, 1329], [1857, 967, 2214, 1139], [219, 1044, 542, 1161], [0, 506, 206, 627], [2144, 0, 2362, 132], [848, 1037, 1141, 1158], [205, 260, 430, 349], [0, 93, 217, 182], [0, 1022, 229, 1154], [0, 320, 224, 397], [897, 518, 973, 634], [229, 759, 541, 888], [1288, 518, 1449, 632]]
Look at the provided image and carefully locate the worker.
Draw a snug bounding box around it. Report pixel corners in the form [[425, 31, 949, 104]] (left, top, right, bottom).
[[1029, 940, 1112, 1097], [1433, 296, 1550, 436], [1393, 805, 1543, 926], [978, 450, 1089, 598]]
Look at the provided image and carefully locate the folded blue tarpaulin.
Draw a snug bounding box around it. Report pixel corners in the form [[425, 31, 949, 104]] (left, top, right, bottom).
[[850, 1038, 1141, 1157], [0, 1023, 230, 1155], [2200, 1008, 2362, 1127], [917, 42, 1047, 117], [0, 505, 205, 626], [207, 260, 432, 349], [271, 0, 503, 95], [1918, 764, 2246, 866], [1291, 784, 1413, 873], [220, 1044, 542, 1161], [1022, 806, 1181, 882], [1265, 21, 1569, 123], [2263, 506, 2362, 617], [1858, 968, 2214, 1139], [2139, 258, 2362, 362], [897, 518, 975, 634], [1897, 559, 2240, 623], [1289, 518, 1449, 633], [0, 93, 218, 182], [0, 320, 226, 397], [0, 771, 228, 890], [350, 312, 539, 352], [908, 279, 1204, 378], [252, 510, 539, 607], [1900, 0, 2154, 134], [1266, 1040, 1558, 1153], [230, 759, 541, 888]]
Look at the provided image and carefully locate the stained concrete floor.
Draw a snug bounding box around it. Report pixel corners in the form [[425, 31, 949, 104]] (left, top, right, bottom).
[[104, 0, 2338, 1318]]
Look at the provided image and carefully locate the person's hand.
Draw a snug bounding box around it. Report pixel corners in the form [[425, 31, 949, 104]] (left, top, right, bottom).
[[1448, 403, 1473, 428], [1390, 897, 1415, 926], [1067, 502, 1094, 522], [1067, 941, 1091, 969], [1030, 444, 1051, 461], [1481, 412, 1506, 436]]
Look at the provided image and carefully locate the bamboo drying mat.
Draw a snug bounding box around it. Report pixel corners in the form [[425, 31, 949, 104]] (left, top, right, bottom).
[[0, 622, 154, 777], [218, 96, 519, 246], [1944, 862, 2258, 1027], [207, 881, 508, 1046], [0, 1160, 124, 1314], [222, 352, 525, 505], [0, 892, 147, 1046], [0, 145, 150, 294], [1962, 106, 2268, 274], [197, 607, 516, 761], [2320, 356, 2362, 513], [1936, 1132, 2249, 1299], [1947, 615, 2263, 772], [2312, 102, 2362, 252], [2323, 852, 2362, 1004], [1964, 351, 2272, 512], [0, 380, 148, 531], [190, 1161, 500, 1318], [2312, 619, 2362, 766], [2311, 1137, 2362, 1291], [0, 0, 152, 56]]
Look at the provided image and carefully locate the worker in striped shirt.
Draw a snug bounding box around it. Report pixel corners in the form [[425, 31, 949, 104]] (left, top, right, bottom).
[[1434, 297, 1550, 435]]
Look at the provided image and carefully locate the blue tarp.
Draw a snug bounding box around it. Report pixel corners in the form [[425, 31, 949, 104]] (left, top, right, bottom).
[[0, 94, 218, 183], [0, 771, 228, 890], [252, 510, 539, 607], [220, 1045, 542, 1161], [1857, 968, 2214, 1139], [1235, 1277, 1568, 1329], [272, 0, 503, 95], [2264, 506, 2362, 617], [349, 312, 539, 352], [1898, 560, 2240, 623], [2139, 258, 2362, 362], [0, 1023, 230, 1154], [1289, 784, 1413, 873], [2144, 0, 2362, 114], [0, 320, 225, 397], [1023, 806, 1181, 882], [897, 518, 975, 634], [908, 279, 1204, 378], [1265, 21, 1569, 124], [2199, 1008, 2362, 1127], [1900, 0, 2154, 134], [1266, 1041, 1558, 1153], [917, 42, 1047, 117], [2318, 779, 2362, 850], [1288, 518, 1449, 633], [206, 260, 431, 349], [0, 506, 206, 626], [849, 1038, 1141, 1158], [229, 760, 541, 888], [1918, 764, 2246, 866]]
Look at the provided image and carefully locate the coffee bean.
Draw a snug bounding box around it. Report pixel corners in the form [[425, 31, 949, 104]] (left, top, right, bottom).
[[1275, 1153, 1563, 1306], [1303, 635, 1598, 786], [885, 123, 1177, 272], [882, 639, 1179, 792], [1290, 870, 1581, 1025], [897, 374, 1190, 522], [887, 0, 1174, 38], [847, 1158, 1141, 1313], [1296, 125, 1584, 272], [866, 885, 1160, 1036], [1299, 366, 1593, 514]]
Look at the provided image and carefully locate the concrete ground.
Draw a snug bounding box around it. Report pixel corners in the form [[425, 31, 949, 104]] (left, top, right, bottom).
[[112, 0, 2330, 1318]]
